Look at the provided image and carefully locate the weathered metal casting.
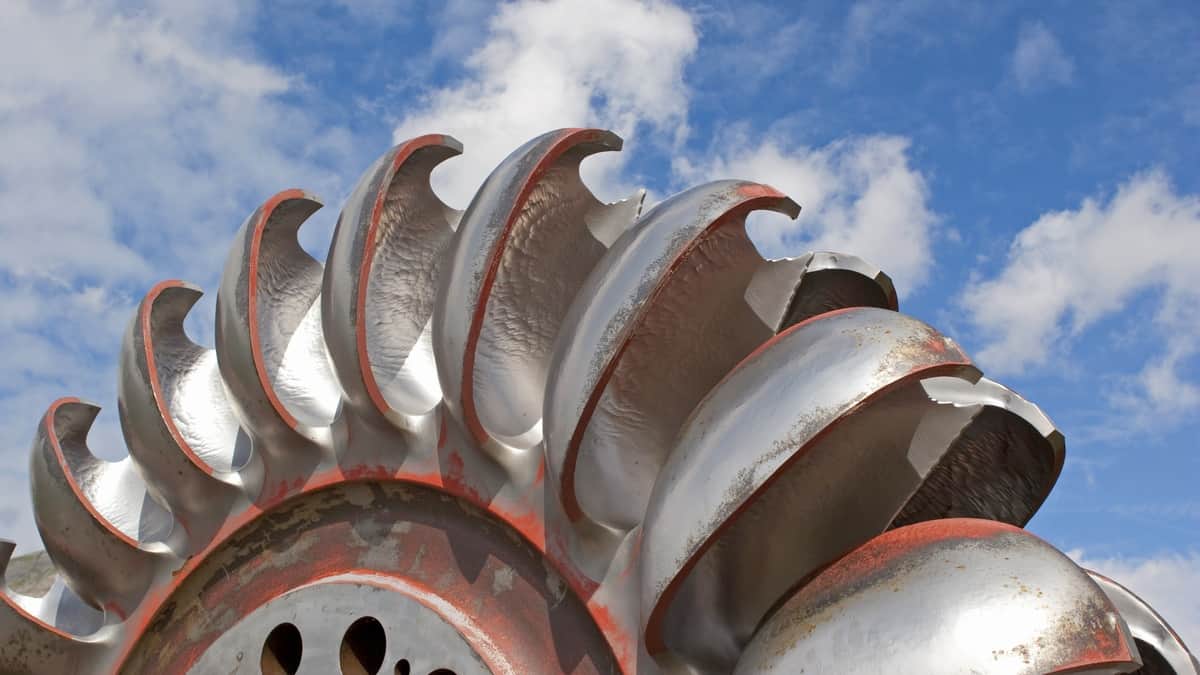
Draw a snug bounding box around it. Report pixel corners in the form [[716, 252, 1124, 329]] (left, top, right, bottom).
[[0, 128, 1194, 674]]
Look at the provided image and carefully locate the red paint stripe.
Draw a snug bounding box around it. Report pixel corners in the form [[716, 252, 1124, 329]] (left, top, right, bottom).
[[140, 281, 215, 476], [355, 135, 457, 418], [245, 188, 314, 430], [642, 358, 977, 653], [43, 398, 141, 549], [112, 467, 626, 673], [559, 188, 797, 521], [0, 594, 76, 640], [460, 128, 615, 445]]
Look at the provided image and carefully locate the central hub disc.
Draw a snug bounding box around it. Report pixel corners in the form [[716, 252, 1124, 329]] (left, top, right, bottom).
[[194, 575, 487, 674], [121, 482, 617, 674]]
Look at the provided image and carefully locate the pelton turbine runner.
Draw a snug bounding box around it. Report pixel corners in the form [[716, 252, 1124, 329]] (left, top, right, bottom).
[[0, 129, 1195, 675]]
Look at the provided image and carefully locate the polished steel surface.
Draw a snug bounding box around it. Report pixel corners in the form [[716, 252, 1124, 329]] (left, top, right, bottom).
[[1089, 570, 1200, 674], [0, 128, 1191, 674], [432, 128, 642, 448], [543, 180, 803, 530], [29, 399, 173, 617], [734, 519, 1141, 675], [321, 135, 464, 420], [640, 306, 977, 668], [118, 281, 248, 548]]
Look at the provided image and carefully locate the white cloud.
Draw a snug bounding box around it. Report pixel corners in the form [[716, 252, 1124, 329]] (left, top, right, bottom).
[[675, 132, 936, 292], [1011, 21, 1075, 91], [0, 0, 357, 552], [960, 172, 1200, 429], [1069, 549, 1200, 652], [0, 1, 356, 284], [393, 0, 698, 205]]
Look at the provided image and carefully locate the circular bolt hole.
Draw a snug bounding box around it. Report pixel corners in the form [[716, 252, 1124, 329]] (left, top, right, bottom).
[[394, 659, 410, 675], [340, 616, 387, 675], [429, 670, 457, 675], [261, 622, 302, 675]]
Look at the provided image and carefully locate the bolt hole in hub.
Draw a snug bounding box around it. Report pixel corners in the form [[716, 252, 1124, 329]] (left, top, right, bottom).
[[261, 622, 303, 675], [241, 593, 470, 672], [258, 616, 461, 675], [393, 660, 458, 675], [341, 616, 387, 674]]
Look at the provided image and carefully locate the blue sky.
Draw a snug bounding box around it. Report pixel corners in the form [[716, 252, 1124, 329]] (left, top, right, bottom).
[[1, 0, 1197, 644]]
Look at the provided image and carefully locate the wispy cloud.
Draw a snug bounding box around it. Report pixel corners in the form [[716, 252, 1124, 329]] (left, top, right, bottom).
[[1010, 21, 1074, 92], [834, 0, 931, 84], [1108, 501, 1200, 522], [830, 0, 992, 86], [685, 2, 815, 93]]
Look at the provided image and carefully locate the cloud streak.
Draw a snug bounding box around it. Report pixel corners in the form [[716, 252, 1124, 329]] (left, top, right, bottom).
[[1011, 21, 1075, 91]]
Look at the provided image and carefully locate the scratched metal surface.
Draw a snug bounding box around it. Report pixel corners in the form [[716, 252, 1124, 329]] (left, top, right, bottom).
[[0, 128, 1191, 675]]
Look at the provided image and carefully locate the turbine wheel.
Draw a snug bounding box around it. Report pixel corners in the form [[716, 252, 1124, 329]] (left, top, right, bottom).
[[0, 128, 1193, 674]]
